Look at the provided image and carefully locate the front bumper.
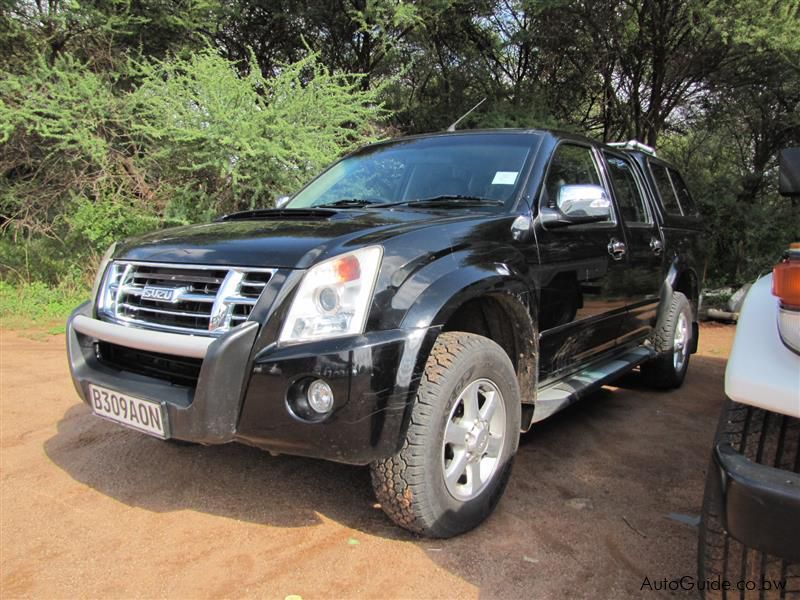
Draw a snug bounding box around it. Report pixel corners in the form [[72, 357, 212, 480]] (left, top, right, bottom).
[[236, 327, 437, 463], [66, 302, 437, 464], [68, 302, 259, 444], [710, 442, 800, 563]]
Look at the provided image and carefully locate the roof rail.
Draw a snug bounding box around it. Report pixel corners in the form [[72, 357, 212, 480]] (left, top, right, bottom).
[[607, 140, 657, 157]]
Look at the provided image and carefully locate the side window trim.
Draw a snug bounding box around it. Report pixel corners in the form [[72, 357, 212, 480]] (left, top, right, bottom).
[[601, 150, 654, 227], [628, 158, 663, 223], [663, 167, 684, 214]]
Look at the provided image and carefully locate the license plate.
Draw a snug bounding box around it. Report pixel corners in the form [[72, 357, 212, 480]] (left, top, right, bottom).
[[88, 384, 168, 439]]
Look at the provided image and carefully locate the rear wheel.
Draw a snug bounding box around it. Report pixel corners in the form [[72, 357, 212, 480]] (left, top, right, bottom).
[[698, 399, 800, 598], [370, 332, 521, 538], [641, 291, 692, 389]]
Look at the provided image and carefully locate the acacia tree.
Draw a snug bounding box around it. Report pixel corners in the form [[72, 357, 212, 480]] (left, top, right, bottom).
[[661, 10, 800, 283], [529, 0, 730, 145], [2, 0, 799, 286], [0, 0, 220, 69], [213, 0, 430, 87]]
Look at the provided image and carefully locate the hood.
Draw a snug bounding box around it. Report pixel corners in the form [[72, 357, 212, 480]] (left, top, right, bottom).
[[113, 208, 485, 269]]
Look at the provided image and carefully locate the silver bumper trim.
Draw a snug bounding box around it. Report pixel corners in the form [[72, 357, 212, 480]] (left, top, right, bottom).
[[71, 315, 213, 359]]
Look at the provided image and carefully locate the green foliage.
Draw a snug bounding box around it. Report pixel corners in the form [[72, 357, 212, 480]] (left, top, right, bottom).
[[661, 130, 800, 286], [67, 196, 165, 251], [0, 51, 164, 281], [0, 280, 89, 331], [0, 46, 386, 287], [0, 235, 92, 287], [1, 0, 222, 70], [1, 0, 799, 306], [707, 0, 800, 64], [128, 49, 385, 218], [0, 53, 125, 217]]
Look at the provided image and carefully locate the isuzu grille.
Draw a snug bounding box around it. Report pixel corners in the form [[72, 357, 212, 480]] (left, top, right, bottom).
[[96, 261, 275, 336]]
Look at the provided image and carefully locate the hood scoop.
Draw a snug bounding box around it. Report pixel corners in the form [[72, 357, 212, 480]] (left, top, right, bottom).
[[217, 208, 337, 222]]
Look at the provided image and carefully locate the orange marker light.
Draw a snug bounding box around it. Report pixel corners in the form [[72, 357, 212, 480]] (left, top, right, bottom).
[[773, 254, 800, 308], [335, 255, 361, 282]]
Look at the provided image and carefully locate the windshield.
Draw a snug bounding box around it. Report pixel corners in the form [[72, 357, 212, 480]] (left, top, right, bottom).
[[286, 133, 538, 209]]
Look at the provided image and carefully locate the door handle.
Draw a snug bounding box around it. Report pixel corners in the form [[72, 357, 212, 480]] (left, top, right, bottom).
[[608, 238, 626, 260], [650, 237, 663, 255]]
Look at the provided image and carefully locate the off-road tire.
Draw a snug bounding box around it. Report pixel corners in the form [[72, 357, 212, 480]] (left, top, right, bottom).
[[641, 291, 692, 389], [698, 398, 800, 598], [370, 331, 521, 538]]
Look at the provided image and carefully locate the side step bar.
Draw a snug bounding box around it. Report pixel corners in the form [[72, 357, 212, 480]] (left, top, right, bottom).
[[530, 347, 654, 424]]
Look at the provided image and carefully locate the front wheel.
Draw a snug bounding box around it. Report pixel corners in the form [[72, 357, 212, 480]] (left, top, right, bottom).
[[370, 332, 521, 538]]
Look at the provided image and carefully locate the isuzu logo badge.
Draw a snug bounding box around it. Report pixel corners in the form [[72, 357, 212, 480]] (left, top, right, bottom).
[[141, 285, 182, 302]]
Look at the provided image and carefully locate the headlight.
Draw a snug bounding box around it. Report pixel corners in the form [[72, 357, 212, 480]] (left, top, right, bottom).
[[91, 242, 116, 308], [279, 246, 383, 343]]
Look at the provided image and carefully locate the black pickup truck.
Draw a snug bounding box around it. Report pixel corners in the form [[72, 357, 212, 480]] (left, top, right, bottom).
[[67, 129, 704, 537]]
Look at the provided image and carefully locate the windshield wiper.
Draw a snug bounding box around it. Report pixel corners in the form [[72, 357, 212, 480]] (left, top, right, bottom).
[[316, 198, 383, 208], [317, 195, 504, 210], [383, 195, 505, 208]]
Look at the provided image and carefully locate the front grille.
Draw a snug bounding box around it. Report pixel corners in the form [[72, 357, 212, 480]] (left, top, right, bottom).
[[97, 261, 275, 336], [97, 342, 202, 387]]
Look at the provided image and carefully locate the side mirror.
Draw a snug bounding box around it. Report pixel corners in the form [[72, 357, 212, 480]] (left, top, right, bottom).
[[275, 195, 291, 209], [539, 184, 612, 228], [779, 148, 800, 197]]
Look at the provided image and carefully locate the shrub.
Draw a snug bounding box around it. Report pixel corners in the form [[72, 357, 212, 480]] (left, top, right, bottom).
[[128, 49, 386, 220], [0, 279, 89, 331], [0, 49, 386, 286]]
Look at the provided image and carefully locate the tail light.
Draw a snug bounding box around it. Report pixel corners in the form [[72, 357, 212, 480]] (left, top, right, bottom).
[[773, 243, 800, 353]]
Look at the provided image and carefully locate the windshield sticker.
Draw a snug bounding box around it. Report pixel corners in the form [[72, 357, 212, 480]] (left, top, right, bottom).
[[492, 171, 518, 185]]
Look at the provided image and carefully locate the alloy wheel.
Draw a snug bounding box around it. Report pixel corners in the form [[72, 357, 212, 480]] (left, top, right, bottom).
[[441, 378, 506, 501]]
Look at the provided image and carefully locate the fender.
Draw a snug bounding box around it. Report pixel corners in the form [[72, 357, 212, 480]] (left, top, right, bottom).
[[656, 255, 700, 353], [725, 274, 800, 419], [396, 252, 538, 405]]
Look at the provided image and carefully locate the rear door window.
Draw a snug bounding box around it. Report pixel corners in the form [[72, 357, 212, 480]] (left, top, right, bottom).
[[604, 154, 651, 224], [668, 169, 698, 215], [649, 162, 683, 215]]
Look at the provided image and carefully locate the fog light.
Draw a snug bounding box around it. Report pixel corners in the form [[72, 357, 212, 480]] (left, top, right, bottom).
[[307, 379, 334, 414]]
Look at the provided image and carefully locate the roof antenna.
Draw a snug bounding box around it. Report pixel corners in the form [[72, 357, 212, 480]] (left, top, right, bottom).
[[447, 98, 486, 132]]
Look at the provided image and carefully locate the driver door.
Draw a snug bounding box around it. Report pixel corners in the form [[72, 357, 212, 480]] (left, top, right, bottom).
[[534, 142, 630, 382]]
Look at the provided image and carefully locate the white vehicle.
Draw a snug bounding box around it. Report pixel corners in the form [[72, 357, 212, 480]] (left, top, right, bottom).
[[697, 148, 800, 598]]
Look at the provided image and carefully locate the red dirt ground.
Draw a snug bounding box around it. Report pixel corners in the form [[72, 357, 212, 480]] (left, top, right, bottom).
[[0, 323, 735, 598]]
